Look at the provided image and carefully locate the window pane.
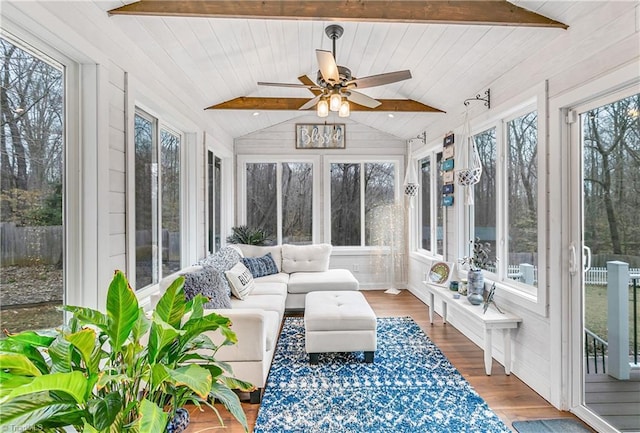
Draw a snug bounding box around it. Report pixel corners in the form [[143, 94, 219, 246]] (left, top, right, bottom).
[[507, 111, 538, 286], [365, 162, 395, 246], [160, 129, 180, 276], [474, 128, 497, 269], [331, 163, 361, 246], [0, 36, 64, 333], [134, 113, 158, 289], [282, 162, 313, 244], [246, 163, 277, 242], [207, 151, 214, 253], [420, 157, 431, 250], [436, 152, 444, 255], [214, 157, 221, 251]]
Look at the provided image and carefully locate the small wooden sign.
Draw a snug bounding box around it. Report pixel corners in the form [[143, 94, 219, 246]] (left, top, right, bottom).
[[296, 123, 345, 149], [443, 132, 454, 147], [441, 158, 455, 171], [443, 195, 454, 206]]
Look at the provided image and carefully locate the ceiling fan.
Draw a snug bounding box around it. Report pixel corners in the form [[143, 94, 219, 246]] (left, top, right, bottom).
[[257, 24, 412, 117]]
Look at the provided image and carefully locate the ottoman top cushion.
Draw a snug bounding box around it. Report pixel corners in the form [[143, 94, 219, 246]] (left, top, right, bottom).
[[305, 291, 376, 332]]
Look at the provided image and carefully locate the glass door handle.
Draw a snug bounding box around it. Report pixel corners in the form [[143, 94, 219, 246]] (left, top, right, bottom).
[[583, 245, 592, 273], [569, 243, 577, 276]]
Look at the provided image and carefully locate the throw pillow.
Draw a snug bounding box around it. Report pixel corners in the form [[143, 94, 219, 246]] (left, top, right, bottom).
[[182, 267, 232, 309], [242, 253, 279, 278], [196, 246, 242, 297], [225, 262, 255, 300]]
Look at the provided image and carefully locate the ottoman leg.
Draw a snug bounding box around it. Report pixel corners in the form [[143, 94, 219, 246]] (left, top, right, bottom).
[[364, 351, 374, 363], [309, 353, 319, 364], [249, 388, 262, 404]]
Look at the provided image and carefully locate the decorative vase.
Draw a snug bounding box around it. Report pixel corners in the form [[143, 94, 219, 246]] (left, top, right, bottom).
[[167, 408, 190, 433], [467, 269, 484, 305]]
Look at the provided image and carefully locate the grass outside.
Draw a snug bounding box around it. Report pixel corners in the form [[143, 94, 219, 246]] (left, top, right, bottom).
[[585, 283, 639, 355]]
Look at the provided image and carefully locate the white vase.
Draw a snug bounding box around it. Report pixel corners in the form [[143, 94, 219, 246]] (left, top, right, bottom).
[[467, 269, 484, 305]]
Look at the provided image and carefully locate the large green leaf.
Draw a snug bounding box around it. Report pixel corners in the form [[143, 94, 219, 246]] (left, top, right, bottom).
[[147, 317, 183, 364], [149, 364, 170, 391], [155, 276, 186, 328], [180, 313, 231, 346], [48, 335, 73, 373], [0, 373, 34, 400], [0, 353, 42, 376], [0, 339, 50, 374], [65, 328, 99, 373], [131, 308, 151, 343], [1, 371, 87, 405], [0, 393, 78, 430], [4, 330, 56, 347], [167, 364, 212, 399], [63, 305, 109, 332], [210, 382, 249, 432], [87, 392, 122, 430], [138, 399, 168, 433], [106, 270, 140, 352]]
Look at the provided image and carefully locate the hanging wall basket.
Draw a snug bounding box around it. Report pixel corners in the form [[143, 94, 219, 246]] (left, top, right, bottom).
[[455, 111, 482, 187]]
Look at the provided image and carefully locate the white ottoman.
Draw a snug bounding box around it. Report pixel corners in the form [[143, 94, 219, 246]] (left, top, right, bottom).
[[304, 291, 377, 364]]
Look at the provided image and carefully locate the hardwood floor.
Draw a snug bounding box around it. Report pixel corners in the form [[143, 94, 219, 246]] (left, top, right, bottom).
[[185, 290, 592, 433]]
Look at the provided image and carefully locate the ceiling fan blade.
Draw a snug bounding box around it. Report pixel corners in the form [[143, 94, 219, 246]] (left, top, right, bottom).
[[299, 94, 322, 110], [316, 50, 339, 84], [347, 91, 381, 109], [347, 70, 412, 89], [258, 81, 320, 89]]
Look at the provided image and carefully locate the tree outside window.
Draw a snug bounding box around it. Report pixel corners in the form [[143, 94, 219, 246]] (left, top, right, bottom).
[[473, 128, 497, 269]]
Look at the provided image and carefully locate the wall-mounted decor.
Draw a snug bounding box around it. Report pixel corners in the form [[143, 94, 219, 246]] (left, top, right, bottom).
[[441, 158, 455, 171], [296, 123, 345, 149], [428, 261, 455, 287], [443, 184, 454, 195], [443, 195, 454, 207], [443, 132, 454, 147]]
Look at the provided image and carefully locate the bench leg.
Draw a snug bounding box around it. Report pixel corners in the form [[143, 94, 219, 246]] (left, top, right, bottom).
[[309, 353, 319, 365], [249, 388, 262, 404], [364, 351, 374, 363]]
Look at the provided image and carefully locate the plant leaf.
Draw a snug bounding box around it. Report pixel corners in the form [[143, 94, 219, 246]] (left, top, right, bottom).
[[0, 339, 50, 374], [131, 307, 151, 343], [63, 305, 109, 332], [210, 382, 249, 431], [48, 334, 73, 373], [106, 270, 140, 352], [87, 392, 122, 430], [180, 313, 231, 346], [0, 353, 42, 376], [155, 276, 186, 328], [3, 330, 56, 347], [0, 393, 78, 430], [65, 328, 98, 373], [1, 371, 87, 405], [147, 317, 183, 364], [138, 399, 168, 433], [167, 364, 212, 399]]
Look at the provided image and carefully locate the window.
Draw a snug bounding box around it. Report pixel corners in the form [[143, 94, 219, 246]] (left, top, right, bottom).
[[207, 152, 222, 253], [133, 110, 182, 290], [418, 152, 444, 255], [506, 111, 538, 286], [245, 161, 313, 245], [330, 162, 397, 246], [0, 34, 65, 332], [473, 128, 497, 268]]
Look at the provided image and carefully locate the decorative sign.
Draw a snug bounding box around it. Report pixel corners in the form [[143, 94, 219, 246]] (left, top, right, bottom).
[[441, 158, 455, 171], [443, 195, 454, 206], [443, 171, 454, 183], [443, 184, 454, 195], [296, 123, 345, 149], [443, 132, 454, 147], [443, 145, 455, 159]]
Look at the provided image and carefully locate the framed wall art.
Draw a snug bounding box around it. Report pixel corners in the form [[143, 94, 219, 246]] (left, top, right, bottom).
[[296, 123, 345, 149]]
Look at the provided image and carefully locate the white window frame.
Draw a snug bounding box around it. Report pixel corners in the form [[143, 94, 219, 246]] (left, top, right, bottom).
[[413, 145, 445, 258], [129, 106, 186, 294], [238, 155, 320, 244], [463, 82, 548, 315], [323, 156, 402, 248]]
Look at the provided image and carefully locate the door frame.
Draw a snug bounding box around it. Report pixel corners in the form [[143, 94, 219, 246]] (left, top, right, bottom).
[[548, 62, 639, 431]]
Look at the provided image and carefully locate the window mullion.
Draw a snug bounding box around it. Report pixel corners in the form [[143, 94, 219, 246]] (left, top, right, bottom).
[[277, 163, 283, 245], [360, 163, 366, 247]]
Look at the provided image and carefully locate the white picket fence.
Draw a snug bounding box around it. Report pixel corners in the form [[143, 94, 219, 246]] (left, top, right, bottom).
[[488, 265, 639, 286]]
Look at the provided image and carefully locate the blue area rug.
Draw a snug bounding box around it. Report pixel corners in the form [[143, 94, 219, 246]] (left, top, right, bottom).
[[254, 317, 511, 433]]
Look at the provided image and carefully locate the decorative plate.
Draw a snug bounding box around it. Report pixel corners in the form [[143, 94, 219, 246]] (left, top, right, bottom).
[[429, 262, 451, 284]]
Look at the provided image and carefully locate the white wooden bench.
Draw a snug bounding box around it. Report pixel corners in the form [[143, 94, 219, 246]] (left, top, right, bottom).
[[423, 282, 522, 376]]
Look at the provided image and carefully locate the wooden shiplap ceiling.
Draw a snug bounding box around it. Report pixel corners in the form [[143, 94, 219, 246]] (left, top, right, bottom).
[[97, 1, 598, 140]]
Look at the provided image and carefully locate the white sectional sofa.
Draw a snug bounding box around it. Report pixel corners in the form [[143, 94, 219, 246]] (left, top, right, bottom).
[[156, 243, 358, 403]]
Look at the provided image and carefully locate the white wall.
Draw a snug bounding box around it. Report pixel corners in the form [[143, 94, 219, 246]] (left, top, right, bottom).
[[407, 0, 639, 408]]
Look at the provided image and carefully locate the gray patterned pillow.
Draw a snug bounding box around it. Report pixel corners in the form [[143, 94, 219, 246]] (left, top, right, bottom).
[[182, 267, 231, 309], [197, 247, 242, 297]]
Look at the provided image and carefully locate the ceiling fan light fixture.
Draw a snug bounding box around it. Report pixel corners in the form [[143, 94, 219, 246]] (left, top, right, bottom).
[[317, 98, 329, 118], [329, 92, 342, 112], [338, 99, 350, 118]]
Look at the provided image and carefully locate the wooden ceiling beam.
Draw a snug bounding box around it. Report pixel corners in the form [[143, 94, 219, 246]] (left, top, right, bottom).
[[109, 1, 568, 29], [206, 96, 445, 113]]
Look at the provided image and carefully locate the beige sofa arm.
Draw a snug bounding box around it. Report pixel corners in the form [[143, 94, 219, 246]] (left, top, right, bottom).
[[203, 308, 268, 362]]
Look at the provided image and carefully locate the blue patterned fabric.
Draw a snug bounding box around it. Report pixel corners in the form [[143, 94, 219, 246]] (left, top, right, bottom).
[[254, 317, 511, 433], [242, 253, 279, 278]]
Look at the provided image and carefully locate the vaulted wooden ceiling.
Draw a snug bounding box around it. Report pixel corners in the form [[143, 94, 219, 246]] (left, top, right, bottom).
[[90, 1, 607, 139]]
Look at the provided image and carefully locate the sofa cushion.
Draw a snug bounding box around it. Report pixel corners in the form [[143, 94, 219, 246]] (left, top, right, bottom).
[[181, 267, 232, 309], [225, 262, 255, 300], [251, 282, 288, 297], [197, 246, 242, 296], [234, 244, 283, 272], [287, 269, 359, 294], [242, 253, 279, 278], [230, 294, 286, 322], [281, 243, 331, 273], [254, 272, 289, 285]]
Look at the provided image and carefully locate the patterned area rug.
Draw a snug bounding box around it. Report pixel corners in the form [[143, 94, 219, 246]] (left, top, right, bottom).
[[254, 317, 511, 433]]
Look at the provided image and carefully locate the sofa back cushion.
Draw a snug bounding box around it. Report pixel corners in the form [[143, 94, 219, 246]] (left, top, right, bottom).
[[281, 243, 332, 273], [234, 245, 283, 272], [242, 253, 279, 278]]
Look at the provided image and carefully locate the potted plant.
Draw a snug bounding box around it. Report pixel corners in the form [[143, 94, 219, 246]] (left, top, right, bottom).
[[0, 270, 251, 432], [459, 238, 495, 305], [226, 225, 272, 246]]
